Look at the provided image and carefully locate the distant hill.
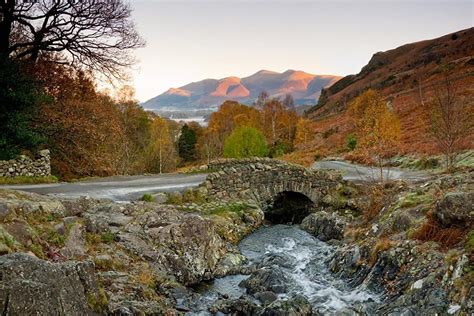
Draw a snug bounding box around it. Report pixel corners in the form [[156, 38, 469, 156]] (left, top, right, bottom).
[[142, 70, 341, 111], [303, 27, 474, 155]]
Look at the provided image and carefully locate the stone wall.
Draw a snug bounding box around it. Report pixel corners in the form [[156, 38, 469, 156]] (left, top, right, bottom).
[[203, 158, 343, 209], [0, 149, 51, 177]]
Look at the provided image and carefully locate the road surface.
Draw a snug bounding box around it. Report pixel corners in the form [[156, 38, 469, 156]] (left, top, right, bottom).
[[312, 160, 430, 182], [0, 173, 207, 202]]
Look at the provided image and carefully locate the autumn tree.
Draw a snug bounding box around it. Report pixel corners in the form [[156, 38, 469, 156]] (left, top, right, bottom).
[[429, 73, 473, 171], [349, 89, 401, 182], [205, 101, 261, 156], [0, 0, 144, 77], [261, 99, 298, 149], [223, 127, 268, 158], [294, 118, 314, 146], [146, 117, 176, 174]]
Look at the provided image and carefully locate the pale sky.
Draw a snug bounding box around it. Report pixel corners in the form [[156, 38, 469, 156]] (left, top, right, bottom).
[[130, 0, 474, 102]]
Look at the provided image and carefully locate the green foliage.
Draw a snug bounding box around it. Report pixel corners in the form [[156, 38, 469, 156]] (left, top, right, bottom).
[[269, 141, 292, 158], [178, 124, 197, 162], [223, 127, 269, 158], [0, 175, 58, 185], [101, 231, 115, 243], [141, 193, 155, 202], [0, 57, 45, 159], [346, 134, 357, 151]]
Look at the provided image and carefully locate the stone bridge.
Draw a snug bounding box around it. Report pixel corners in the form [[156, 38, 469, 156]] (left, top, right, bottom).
[[202, 158, 343, 223]]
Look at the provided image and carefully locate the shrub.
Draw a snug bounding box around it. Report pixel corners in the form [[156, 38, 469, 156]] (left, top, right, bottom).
[[346, 134, 357, 151], [364, 186, 385, 222], [141, 193, 155, 202]]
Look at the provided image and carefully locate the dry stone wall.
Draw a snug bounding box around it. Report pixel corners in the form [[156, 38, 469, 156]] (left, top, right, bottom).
[[203, 158, 343, 209], [0, 149, 51, 177]]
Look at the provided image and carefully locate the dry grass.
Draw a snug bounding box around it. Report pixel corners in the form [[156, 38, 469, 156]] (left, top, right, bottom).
[[412, 213, 465, 248], [364, 185, 385, 222], [370, 238, 394, 265]]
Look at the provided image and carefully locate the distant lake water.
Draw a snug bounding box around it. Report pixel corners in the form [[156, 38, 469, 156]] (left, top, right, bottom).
[[170, 116, 208, 126]]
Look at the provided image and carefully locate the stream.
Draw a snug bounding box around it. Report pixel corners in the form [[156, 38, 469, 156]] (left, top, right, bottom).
[[187, 225, 379, 315]]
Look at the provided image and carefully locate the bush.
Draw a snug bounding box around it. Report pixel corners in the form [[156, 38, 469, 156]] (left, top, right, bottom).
[[346, 134, 357, 151], [223, 127, 268, 158], [141, 193, 155, 202]]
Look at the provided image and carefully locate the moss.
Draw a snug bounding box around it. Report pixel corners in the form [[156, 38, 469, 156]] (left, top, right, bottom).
[[86, 287, 108, 313], [29, 243, 46, 259], [0, 226, 18, 253], [395, 191, 433, 209], [141, 193, 155, 202], [100, 231, 115, 243], [466, 230, 474, 253]]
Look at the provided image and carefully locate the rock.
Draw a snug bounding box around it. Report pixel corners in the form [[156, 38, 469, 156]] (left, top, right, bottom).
[[151, 192, 168, 204], [433, 192, 474, 228], [0, 253, 104, 315], [211, 297, 262, 315], [255, 291, 278, 306], [300, 211, 346, 241], [262, 295, 312, 315], [61, 222, 86, 258], [240, 267, 289, 294]]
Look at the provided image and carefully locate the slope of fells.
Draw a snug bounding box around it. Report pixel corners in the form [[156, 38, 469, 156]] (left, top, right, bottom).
[[142, 70, 341, 110], [304, 27, 474, 155]]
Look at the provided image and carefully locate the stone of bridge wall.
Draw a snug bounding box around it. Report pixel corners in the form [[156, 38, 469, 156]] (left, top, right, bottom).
[[203, 158, 343, 208], [0, 149, 51, 177]]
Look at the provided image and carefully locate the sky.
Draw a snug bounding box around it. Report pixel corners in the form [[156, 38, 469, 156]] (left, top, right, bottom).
[[130, 0, 474, 102]]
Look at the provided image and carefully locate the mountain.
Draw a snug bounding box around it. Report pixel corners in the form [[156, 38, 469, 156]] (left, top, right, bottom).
[[142, 70, 342, 111], [304, 27, 474, 155]]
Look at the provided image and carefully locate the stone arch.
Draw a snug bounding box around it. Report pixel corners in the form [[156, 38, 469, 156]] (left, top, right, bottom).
[[265, 191, 315, 224]]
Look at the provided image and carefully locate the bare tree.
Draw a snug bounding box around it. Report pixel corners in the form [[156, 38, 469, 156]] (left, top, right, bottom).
[[429, 73, 473, 171], [0, 0, 144, 78], [254, 90, 269, 109], [282, 93, 295, 109]]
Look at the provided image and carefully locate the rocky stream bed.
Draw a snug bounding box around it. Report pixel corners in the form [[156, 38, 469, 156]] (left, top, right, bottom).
[[0, 166, 472, 315]]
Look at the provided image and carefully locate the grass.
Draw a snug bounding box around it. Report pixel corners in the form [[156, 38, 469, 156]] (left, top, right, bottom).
[[370, 238, 394, 265], [0, 175, 58, 185], [141, 193, 155, 202]]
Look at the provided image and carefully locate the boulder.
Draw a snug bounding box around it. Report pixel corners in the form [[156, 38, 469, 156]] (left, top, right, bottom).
[[262, 295, 312, 315], [0, 253, 104, 315], [433, 192, 474, 228], [300, 211, 346, 241], [240, 267, 289, 294]]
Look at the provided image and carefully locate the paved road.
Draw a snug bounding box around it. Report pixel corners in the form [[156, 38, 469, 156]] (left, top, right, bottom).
[[0, 173, 207, 202], [312, 160, 430, 182]]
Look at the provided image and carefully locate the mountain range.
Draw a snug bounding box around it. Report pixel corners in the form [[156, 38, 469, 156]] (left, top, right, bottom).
[[142, 70, 341, 111]]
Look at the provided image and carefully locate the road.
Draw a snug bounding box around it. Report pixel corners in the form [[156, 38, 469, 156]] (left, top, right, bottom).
[[312, 160, 430, 182], [0, 173, 207, 202]]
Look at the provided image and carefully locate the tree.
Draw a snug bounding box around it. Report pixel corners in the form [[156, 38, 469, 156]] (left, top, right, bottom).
[[254, 91, 269, 109], [0, 0, 144, 77], [349, 89, 401, 182], [146, 117, 176, 174], [178, 124, 197, 163], [223, 127, 268, 158], [282, 94, 295, 109], [429, 72, 473, 171], [294, 118, 313, 146], [0, 56, 44, 159]]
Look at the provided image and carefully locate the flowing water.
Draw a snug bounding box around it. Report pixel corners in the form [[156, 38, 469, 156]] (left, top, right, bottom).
[[188, 225, 378, 315]]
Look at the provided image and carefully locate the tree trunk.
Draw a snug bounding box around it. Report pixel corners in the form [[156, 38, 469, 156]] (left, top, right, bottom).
[[0, 1, 14, 58]]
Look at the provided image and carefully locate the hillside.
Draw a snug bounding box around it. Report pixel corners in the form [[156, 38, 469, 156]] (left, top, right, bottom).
[[302, 27, 474, 156], [142, 70, 341, 111]]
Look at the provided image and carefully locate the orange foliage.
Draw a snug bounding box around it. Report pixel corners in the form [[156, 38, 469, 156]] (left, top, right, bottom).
[[412, 213, 465, 248]]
